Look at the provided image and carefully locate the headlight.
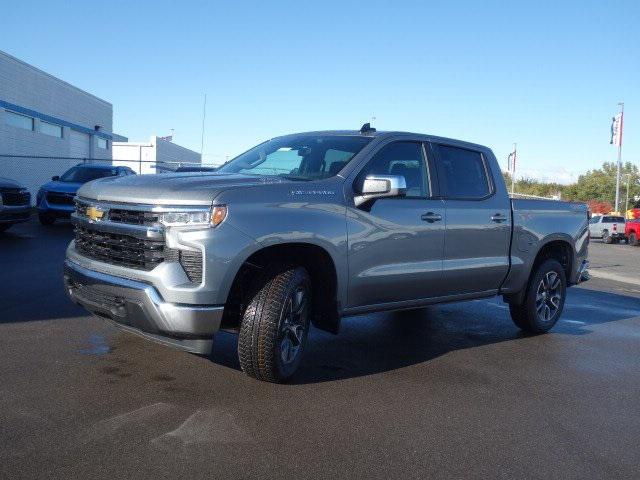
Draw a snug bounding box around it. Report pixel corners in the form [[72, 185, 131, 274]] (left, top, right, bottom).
[[159, 205, 227, 227]]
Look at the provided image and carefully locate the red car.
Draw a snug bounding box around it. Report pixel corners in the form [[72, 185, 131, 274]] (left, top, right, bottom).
[[626, 219, 640, 246]]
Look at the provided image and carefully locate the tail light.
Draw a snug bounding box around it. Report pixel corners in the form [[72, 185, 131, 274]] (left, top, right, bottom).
[[613, 224, 617, 232]]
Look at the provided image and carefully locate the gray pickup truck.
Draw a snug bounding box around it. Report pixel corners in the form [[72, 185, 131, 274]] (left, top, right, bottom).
[[64, 126, 590, 382]]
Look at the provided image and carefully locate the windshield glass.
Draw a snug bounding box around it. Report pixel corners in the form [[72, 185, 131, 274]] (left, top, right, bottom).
[[217, 135, 373, 180], [59, 166, 118, 183]]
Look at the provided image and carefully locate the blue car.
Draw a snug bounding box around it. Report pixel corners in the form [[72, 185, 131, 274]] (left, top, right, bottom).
[[37, 164, 135, 225]]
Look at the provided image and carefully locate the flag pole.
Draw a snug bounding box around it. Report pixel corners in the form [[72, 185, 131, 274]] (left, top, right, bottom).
[[614, 102, 624, 213], [200, 93, 207, 157], [511, 143, 517, 195]]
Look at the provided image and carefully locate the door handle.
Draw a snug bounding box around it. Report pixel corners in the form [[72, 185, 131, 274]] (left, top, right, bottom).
[[491, 213, 507, 223], [421, 212, 442, 223]]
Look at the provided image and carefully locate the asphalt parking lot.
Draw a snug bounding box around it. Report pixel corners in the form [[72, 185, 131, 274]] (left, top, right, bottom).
[[2, 218, 640, 480]]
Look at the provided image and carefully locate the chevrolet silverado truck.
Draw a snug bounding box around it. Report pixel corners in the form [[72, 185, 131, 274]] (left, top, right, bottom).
[[64, 126, 590, 382]]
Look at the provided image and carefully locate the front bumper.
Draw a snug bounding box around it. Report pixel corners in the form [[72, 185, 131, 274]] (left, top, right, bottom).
[[0, 205, 31, 224], [63, 259, 223, 354]]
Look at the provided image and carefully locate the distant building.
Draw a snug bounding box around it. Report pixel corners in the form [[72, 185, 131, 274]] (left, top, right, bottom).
[[112, 136, 201, 174], [0, 50, 113, 194]]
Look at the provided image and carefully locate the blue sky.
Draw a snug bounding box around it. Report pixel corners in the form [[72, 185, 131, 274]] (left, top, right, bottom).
[[3, 0, 639, 182]]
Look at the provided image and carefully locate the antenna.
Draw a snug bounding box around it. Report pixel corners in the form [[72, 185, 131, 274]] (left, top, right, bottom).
[[360, 123, 376, 134]]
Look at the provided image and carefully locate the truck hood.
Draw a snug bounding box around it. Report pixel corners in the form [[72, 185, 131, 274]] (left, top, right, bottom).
[[77, 172, 290, 205]]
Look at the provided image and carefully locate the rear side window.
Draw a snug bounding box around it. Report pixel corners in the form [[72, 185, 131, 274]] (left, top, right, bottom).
[[435, 145, 491, 199], [603, 216, 625, 223]]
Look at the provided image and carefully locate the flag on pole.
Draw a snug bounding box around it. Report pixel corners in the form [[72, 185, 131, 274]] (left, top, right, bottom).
[[610, 113, 623, 146], [159, 135, 173, 142]]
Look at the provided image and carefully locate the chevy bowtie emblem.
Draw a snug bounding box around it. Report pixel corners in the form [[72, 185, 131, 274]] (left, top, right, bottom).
[[86, 206, 105, 222]]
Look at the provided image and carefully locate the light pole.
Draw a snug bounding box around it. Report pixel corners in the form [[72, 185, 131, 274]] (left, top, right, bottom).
[[625, 173, 631, 215], [614, 102, 624, 213]]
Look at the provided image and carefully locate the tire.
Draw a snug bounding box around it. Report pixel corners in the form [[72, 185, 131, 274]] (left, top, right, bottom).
[[509, 259, 566, 334], [630, 233, 639, 246], [38, 213, 55, 226], [603, 230, 612, 244], [238, 265, 311, 382], [0, 224, 12, 233]]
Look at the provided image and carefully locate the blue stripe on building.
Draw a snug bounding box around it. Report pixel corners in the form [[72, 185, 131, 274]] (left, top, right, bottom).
[[0, 99, 113, 140]]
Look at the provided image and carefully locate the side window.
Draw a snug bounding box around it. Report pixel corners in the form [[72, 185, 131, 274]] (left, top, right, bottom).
[[435, 145, 491, 199], [322, 149, 354, 176], [359, 142, 429, 198]]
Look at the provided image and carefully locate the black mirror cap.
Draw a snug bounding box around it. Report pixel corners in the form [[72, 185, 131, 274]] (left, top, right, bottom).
[[51, 175, 60, 181]]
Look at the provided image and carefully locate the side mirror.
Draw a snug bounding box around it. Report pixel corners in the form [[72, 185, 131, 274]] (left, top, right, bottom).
[[354, 174, 406, 207], [51, 175, 60, 181]]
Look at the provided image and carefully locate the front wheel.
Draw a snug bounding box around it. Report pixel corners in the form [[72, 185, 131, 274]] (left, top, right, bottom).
[[629, 233, 638, 246], [509, 259, 566, 333], [238, 265, 311, 382], [0, 224, 12, 233]]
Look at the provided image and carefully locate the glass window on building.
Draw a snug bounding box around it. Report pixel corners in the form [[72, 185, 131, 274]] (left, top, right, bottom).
[[97, 137, 108, 149], [40, 121, 63, 138], [5, 110, 34, 131]]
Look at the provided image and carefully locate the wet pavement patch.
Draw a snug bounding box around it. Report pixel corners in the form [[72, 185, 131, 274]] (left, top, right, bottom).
[[78, 334, 111, 355]]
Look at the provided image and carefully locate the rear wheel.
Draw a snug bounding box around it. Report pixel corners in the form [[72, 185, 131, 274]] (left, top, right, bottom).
[[630, 232, 638, 246], [509, 259, 566, 333], [238, 265, 311, 382], [38, 213, 55, 226], [603, 230, 612, 244]]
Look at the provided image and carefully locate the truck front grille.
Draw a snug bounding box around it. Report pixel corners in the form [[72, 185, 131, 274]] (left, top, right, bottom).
[[75, 226, 167, 270], [47, 192, 75, 205], [74, 225, 203, 282], [1, 189, 31, 206], [108, 208, 160, 226]]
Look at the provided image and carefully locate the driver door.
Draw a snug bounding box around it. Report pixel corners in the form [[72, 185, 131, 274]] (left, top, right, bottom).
[[346, 141, 446, 309]]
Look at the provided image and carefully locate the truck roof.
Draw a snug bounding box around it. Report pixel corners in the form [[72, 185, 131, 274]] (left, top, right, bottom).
[[278, 129, 491, 152]]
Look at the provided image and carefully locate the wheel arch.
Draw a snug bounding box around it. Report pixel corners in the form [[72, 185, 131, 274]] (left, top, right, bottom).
[[221, 241, 341, 334], [505, 235, 575, 305]]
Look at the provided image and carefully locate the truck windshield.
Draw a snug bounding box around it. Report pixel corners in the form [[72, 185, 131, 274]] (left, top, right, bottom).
[[59, 166, 118, 183], [217, 135, 372, 180]]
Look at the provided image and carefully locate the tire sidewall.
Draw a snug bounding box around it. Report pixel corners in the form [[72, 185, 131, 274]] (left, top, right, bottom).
[[525, 259, 566, 331], [273, 268, 311, 380], [630, 233, 638, 246]]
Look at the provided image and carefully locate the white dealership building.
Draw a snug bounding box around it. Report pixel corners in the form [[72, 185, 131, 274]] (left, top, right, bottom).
[[112, 136, 202, 174], [0, 50, 113, 195]]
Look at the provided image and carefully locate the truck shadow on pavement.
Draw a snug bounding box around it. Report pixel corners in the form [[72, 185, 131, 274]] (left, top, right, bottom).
[[209, 286, 640, 384], [0, 221, 81, 323]]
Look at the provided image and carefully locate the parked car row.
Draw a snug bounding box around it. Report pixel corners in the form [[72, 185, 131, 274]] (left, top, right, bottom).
[[0, 164, 136, 231], [588, 215, 640, 246]]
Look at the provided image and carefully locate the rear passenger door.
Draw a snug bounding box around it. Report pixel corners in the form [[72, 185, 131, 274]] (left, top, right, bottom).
[[432, 143, 511, 296]]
